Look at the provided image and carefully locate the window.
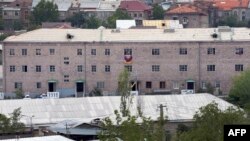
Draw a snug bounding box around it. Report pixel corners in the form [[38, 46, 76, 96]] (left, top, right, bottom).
[[97, 81, 105, 89], [64, 75, 69, 82], [91, 49, 96, 55], [179, 48, 187, 55], [179, 65, 187, 71], [105, 65, 110, 72], [22, 49, 27, 56], [92, 65, 97, 72], [124, 65, 132, 72], [207, 48, 215, 55], [10, 49, 15, 55], [14, 82, 22, 89], [77, 49, 82, 55], [4, 11, 7, 16], [50, 65, 55, 72], [215, 81, 220, 88], [152, 65, 160, 72], [173, 81, 179, 89], [105, 49, 110, 56], [36, 82, 41, 88], [146, 81, 152, 88], [64, 57, 69, 65], [160, 81, 166, 89], [201, 82, 206, 89], [36, 49, 41, 55], [183, 17, 188, 23], [235, 48, 243, 55], [134, 13, 137, 17], [15, 11, 19, 16], [139, 13, 142, 17], [235, 64, 243, 71], [124, 48, 132, 55], [207, 65, 215, 71], [152, 49, 160, 55], [10, 65, 15, 72], [22, 65, 28, 72], [77, 65, 83, 72], [36, 65, 41, 72], [50, 49, 55, 55]]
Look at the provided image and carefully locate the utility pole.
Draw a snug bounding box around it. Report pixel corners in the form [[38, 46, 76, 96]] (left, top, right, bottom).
[[158, 104, 166, 141]]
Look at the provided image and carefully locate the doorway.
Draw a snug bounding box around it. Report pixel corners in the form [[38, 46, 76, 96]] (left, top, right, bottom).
[[48, 82, 56, 92], [130, 81, 140, 91], [76, 82, 84, 97]]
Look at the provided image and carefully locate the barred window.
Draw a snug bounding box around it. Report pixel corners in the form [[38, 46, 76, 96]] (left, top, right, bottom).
[[207, 48, 215, 55], [146, 81, 152, 88], [152, 65, 160, 72], [22, 49, 27, 56], [36, 65, 41, 72], [124, 48, 132, 55], [179, 48, 187, 55], [97, 81, 105, 89], [235, 64, 243, 71], [152, 49, 160, 55], [235, 48, 243, 55], [207, 65, 215, 71], [77, 65, 83, 72], [105, 65, 110, 72], [179, 65, 187, 71], [50, 65, 55, 72], [124, 65, 132, 72], [105, 49, 110, 56], [92, 65, 97, 72], [10, 65, 15, 72], [91, 49, 96, 55]]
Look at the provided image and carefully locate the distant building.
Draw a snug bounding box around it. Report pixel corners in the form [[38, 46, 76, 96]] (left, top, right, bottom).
[[212, 0, 250, 23], [3, 27, 250, 96], [119, 0, 152, 25], [42, 22, 72, 28], [165, 4, 209, 28]]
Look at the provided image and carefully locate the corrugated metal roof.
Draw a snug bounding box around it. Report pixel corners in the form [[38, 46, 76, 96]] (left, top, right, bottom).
[[4, 27, 250, 42], [1, 135, 74, 141], [0, 94, 234, 125]]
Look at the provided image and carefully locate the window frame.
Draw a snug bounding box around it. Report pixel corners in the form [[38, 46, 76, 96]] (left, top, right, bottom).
[[179, 48, 187, 55], [152, 49, 160, 55], [179, 65, 188, 72], [207, 65, 216, 71], [152, 65, 160, 72], [146, 81, 152, 88]]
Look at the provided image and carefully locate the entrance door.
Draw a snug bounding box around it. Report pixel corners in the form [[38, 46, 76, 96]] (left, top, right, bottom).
[[187, 82, 194, 90], [76, 82, 84, 97], [48, 82, 56, 92], [130, 81, 140, 91]]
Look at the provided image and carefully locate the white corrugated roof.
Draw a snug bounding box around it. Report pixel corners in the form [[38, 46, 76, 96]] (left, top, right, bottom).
[[1, 135, 74, 141], [0, 94, 234, 125], [4, 28, 250, 42]]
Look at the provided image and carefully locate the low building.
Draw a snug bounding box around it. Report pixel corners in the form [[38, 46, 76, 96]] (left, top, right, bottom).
[[119, 0, 152, 25], [165, 4, 209, 28], [142, 20, 183, 29]]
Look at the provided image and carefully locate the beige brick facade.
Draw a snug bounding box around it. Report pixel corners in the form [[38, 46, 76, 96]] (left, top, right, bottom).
[[3, 40, 250, 97]]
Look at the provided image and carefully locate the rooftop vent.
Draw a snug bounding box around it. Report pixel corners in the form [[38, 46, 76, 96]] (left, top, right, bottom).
[[163, 28, 175, 33], [66, 33, 74, 40], [111, 28, 120, 33], [217, 26, 231, 32], [211, 33, 218, 38]]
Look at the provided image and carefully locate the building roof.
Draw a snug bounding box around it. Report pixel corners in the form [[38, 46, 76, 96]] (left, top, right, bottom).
[[0, 94, 235, 125], [1, 135, 74, 141], [4, 27, 250, 42], [79, 0, 100, 9], [166, 4, 206, 15], [119, 0, 151, 12], [212, 0, 249, 11], [98, 1, 120, 11]]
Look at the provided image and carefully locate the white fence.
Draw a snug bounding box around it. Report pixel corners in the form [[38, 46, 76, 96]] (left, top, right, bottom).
[[181, 90, 194, 94], [0, 92, 4, 100], [47, 92, 60, 99]]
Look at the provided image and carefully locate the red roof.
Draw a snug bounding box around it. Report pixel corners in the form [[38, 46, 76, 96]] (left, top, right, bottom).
[[166, 4, 206, 15], [212, 0, 249, 10], [119, 0, 152, 12]]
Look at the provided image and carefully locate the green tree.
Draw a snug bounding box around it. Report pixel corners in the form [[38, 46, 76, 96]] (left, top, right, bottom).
[[0, 108, 25, 134], [66, 12, 86, 28], [0, 18, 4, 30], [118, 69, 131, 117], [218, 15, 247, 27], [14, 88, 24, 99], [31, 0, 59, 25], [13, 20, 23, 30], [89, 87, 103, 96], [106, 9, 132, 28], [86, 16, 101, 29], [98, 69, 167, 141], [178, 102, 247, 141], [229, 69, 250, 107], [0, 33, 10, 41], [152, 5, 164, 20]]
